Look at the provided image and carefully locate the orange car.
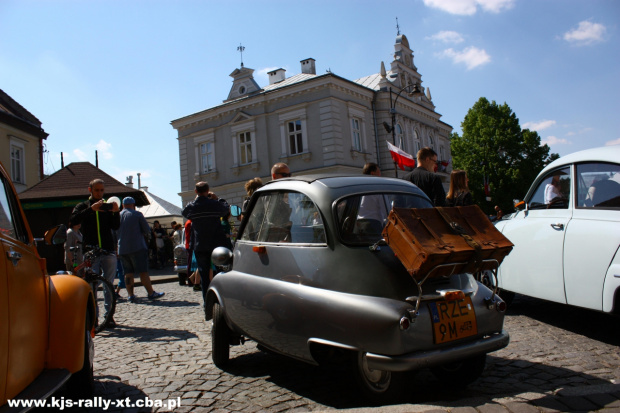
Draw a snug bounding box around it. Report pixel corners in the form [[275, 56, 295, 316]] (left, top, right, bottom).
[[0, 161, 96, 408]]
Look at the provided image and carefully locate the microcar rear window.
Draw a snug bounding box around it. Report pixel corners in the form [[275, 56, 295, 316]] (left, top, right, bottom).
[[336, 193, 432, 245]]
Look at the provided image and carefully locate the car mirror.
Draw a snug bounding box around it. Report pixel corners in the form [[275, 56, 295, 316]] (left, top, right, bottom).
[[230, 205, 242, 218], [212, 246, 233, 267], [514, 200, 525, 210], [44, 224, 67, 245]]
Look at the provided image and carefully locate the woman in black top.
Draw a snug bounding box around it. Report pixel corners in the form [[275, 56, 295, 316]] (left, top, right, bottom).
[[446, 170, 474, 207]]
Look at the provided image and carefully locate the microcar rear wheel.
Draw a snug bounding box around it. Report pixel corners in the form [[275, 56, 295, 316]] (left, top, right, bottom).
[[211, 302, 230, 367], [353, 352, 404, 404], [431, 354, 486, 387]]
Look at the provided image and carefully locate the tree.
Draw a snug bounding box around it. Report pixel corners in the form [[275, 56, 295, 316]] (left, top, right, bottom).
[[450, 97, 558, 214]]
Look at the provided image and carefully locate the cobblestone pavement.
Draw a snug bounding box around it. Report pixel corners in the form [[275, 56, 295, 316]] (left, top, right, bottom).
[[74, 280, 619, 412]]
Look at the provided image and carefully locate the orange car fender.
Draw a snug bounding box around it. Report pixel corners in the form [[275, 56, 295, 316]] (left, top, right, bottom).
[[45, 274, 95, 373]]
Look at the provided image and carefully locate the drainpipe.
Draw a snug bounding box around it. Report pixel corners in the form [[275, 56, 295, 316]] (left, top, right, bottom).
[[371, 92, 381, 168]]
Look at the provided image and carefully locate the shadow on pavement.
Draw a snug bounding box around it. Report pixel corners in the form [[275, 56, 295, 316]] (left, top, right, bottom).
[[506, 294, 620, 346], [218, 341, 617, 410], [97, 325, 198, 343]]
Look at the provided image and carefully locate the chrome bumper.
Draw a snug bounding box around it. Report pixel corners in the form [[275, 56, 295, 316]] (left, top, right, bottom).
[[365, 330, 510, 372]]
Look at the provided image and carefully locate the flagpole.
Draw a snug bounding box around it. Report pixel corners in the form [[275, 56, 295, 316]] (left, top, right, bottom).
[[388, 83, 424, 179]]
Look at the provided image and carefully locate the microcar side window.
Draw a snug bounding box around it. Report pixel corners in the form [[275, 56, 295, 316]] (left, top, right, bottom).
[[576, 162, 620, 209], [337, 193, 432, 245], [240, 191, 326, 244], [527, 167, 571, 210]]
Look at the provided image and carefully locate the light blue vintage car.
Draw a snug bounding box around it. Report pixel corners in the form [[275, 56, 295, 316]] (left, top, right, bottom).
[[207, 175, 509, 402]]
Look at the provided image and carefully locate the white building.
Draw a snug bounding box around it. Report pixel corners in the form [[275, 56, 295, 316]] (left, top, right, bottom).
[[171, 34, 452, 208]]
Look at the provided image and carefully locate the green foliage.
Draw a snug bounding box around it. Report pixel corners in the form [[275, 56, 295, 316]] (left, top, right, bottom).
[[450, 97, 559, 214]]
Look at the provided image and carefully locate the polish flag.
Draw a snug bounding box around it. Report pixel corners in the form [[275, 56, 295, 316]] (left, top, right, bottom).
[[387, 141, 416, 170]]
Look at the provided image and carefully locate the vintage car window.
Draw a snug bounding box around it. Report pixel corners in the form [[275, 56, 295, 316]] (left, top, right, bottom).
[[0, 174, 26, 242], [240, 191, 326, 244], [527, 167, 571, 210], [577, 162, 620, 209], [337, 192, 432, 245]]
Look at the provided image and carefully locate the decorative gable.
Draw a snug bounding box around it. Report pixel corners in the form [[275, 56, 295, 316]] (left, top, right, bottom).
[[225, 66, 262, 102]]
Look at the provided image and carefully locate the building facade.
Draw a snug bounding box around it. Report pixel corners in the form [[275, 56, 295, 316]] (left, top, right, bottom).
[[0, 89, 49, 193], [171, 34, 452, 208]]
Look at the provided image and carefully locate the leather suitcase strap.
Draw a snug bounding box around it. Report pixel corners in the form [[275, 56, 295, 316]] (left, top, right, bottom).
[[436, 208, 482, 270]]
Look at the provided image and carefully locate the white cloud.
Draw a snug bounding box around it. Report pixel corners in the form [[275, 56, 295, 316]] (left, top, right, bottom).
[[423, 0, 514, 15], [438, 47, 491, 70], [523, 119, 556, 131], [426, 31, 465, 44], [542, 136, 570, 146], [605, 138, 620, 146], [95, 140, 114, 160], [72, 149, 88, 161], [563, 20, 607, 46]]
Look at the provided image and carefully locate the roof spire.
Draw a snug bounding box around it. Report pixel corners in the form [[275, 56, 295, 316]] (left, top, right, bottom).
[[396, 17, 400, 36], [237, 43, 245, 68]]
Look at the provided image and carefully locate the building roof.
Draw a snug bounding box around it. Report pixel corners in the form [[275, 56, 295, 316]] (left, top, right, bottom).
[[136, 189, 183, 221], [0, 88, 48, 139], [18, 162, 150, 205]]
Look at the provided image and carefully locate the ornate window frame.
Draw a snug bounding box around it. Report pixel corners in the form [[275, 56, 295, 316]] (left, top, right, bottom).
[[278, 108, 310, 161]]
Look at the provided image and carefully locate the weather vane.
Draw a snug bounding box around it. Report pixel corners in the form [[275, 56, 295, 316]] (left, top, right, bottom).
[[396, 17, 400, 36], [237, 43, 245, 68]]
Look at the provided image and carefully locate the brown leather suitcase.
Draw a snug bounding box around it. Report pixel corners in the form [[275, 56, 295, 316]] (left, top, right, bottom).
[[382, 206, 513, 281]]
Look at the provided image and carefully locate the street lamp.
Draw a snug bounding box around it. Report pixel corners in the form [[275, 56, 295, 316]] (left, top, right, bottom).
[[383, 83, 423, 177]]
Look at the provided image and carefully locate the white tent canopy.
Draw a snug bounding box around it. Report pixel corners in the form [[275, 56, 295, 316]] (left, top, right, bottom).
[[135, 189, 183, 231]]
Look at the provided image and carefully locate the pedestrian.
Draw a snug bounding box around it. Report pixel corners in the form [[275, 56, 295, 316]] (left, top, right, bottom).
[[64, 221, 83, 272], [362, 162, 381, 176], [172, 223, 183, 246], [169, 221, 177, 238], [152, 220, 167, 268], [116, 197, 165, 303], [115, 259, 126, 299], [69, 178, 120, 328], [182, 219, 196, 287], [271, 162, 291, 180], [445, 170, 474, 207], [182, 181, 230, 299], [358, 163, 385, 225], [402, 147, 446, 206], [221, 212, 233, 250], [241, 177, 264, 217]]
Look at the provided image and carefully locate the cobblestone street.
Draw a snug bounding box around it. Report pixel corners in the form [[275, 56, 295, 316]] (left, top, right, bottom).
[[81, 278, 620, 412]]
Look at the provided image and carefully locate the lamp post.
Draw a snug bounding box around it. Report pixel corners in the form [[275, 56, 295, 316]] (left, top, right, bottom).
[[384, 83, 423, 177]]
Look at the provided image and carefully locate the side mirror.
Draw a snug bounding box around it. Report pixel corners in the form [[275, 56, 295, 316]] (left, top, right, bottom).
[[211, 246, 233, 268], [230, 205, 242, 218], [514, 200, 526, 210], [44, 224, 67, 245]]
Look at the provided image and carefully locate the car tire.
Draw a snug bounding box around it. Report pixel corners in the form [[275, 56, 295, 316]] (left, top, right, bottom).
[[66, 326, 95, 398], [353, 352, 404, 404], [212, 302, 230, 367], [431, 354, 486, 387]]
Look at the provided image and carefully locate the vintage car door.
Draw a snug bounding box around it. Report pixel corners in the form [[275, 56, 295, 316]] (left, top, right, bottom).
[[0, 172, 48, 401], [498, 166, 572, 304], [230, 190, 328, 360], [563, 162, 620, 310]]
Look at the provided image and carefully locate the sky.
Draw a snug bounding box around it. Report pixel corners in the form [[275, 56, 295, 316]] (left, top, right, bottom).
[[2, 0, 619, 207]]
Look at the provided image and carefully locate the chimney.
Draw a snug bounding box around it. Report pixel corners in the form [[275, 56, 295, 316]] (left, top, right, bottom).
[[268, 68, 286, 85], [126, 175, 134, 188], [301, 58, 316, 75]]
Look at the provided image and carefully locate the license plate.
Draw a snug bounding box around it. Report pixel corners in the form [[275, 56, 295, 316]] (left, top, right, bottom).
[[428, 296, 478, 344]]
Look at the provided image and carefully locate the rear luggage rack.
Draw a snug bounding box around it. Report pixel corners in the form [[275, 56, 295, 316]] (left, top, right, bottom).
[[402, 259, 501, 321]]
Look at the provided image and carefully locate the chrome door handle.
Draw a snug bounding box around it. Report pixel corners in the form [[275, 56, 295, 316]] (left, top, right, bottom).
[[7, 250, 22, 265], [550, 223, 564, 230]]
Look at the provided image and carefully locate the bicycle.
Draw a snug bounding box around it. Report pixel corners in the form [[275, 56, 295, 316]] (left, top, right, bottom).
[[69, 245, 117, 333]]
